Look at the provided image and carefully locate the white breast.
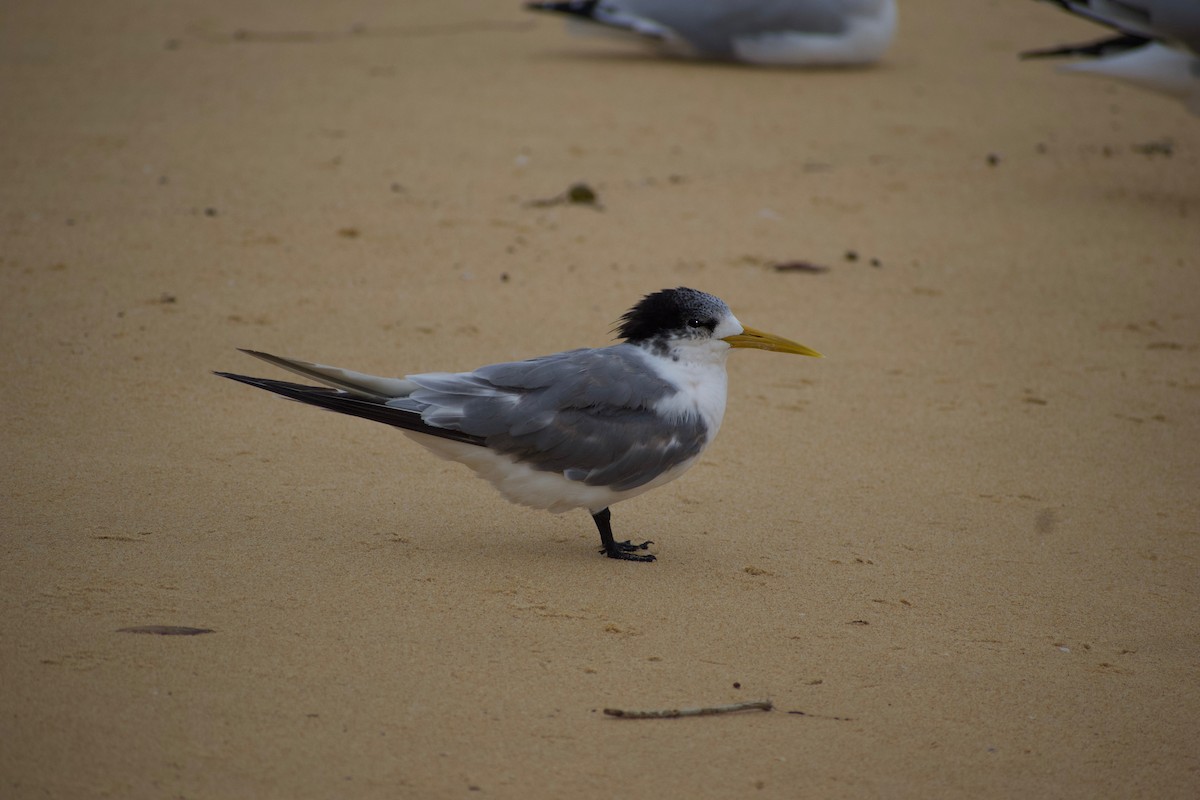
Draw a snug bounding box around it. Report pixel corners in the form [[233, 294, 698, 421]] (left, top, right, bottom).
[[631, 345, 729, 446], [732, 0, 897, 66], [404, 432, 704, 514]]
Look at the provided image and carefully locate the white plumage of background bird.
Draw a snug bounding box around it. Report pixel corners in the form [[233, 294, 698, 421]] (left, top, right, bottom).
[[525, 0, 897, 66], [217, 288, 820, 562]]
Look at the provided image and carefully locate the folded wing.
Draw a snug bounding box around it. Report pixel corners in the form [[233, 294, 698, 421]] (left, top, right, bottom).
[[218, 345, 708, 492]]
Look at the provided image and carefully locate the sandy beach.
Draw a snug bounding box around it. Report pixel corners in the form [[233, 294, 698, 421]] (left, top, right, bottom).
[[2, 1, 1198, 797]]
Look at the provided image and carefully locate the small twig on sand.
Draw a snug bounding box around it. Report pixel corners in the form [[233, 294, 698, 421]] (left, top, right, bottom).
[[603, 699, 773, 719], [787, 709, 855, 721]]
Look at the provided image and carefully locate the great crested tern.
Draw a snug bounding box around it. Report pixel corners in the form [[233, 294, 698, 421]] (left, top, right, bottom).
[[1023, 0, 1200, 115], [525, 0, 897, 66], [216, 287, 820, 562]]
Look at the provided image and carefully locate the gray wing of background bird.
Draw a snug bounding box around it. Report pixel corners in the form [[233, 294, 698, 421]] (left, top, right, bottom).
[[394, 345, 708, 492]]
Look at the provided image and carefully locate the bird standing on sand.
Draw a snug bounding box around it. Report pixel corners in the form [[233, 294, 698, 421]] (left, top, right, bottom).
[[525, 0, 897, 66], [217, 288, 821, 562]]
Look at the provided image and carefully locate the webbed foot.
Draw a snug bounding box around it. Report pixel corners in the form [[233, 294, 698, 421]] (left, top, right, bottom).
[[591, 508, 657, 564], [600, 539, 656, 562]]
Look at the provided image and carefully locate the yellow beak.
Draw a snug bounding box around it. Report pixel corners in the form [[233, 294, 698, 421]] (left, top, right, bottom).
[[722, 325, 823, 357]]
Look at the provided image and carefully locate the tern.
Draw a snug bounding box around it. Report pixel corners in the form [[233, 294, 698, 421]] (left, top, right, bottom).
[[525, 0, 897, 66], [216, 287, 821, 562], [1023, 0, 1200, 115]]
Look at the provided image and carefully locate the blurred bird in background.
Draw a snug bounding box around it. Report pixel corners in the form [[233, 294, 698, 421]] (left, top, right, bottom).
[[1024, 0, 1200, 115]]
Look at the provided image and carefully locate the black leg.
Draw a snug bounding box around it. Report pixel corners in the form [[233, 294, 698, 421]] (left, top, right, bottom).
[[591, 507, 655, 562]]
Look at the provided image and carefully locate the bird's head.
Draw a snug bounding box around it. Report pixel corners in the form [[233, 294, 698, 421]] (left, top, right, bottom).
[[617, 287, 822, 359]]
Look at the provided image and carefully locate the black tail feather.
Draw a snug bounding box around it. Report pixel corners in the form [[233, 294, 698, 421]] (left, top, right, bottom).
[[1021, 33, 1150, 60], [214, 372, 487, 447], [526, 1, 598, 19]]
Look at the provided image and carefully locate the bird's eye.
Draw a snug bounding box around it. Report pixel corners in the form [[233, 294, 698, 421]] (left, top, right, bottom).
[[687, 318, 704, 328]]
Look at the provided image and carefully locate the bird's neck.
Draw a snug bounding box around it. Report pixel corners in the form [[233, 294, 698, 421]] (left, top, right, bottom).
[[634, 343, 729, 440]]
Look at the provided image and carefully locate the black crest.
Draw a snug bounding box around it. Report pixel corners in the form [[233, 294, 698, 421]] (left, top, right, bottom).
[[616, 288, 729, 344]]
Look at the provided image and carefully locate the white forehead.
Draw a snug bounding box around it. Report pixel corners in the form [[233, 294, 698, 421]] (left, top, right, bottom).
[[713, 313, 743, 340]]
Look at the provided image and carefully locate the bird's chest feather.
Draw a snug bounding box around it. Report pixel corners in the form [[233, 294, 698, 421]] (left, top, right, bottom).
[[637, 351, 729, 441]]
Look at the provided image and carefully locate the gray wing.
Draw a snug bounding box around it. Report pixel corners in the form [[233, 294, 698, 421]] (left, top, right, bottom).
[[622, 0, 883, 54], [393, 345, 708, 492]]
